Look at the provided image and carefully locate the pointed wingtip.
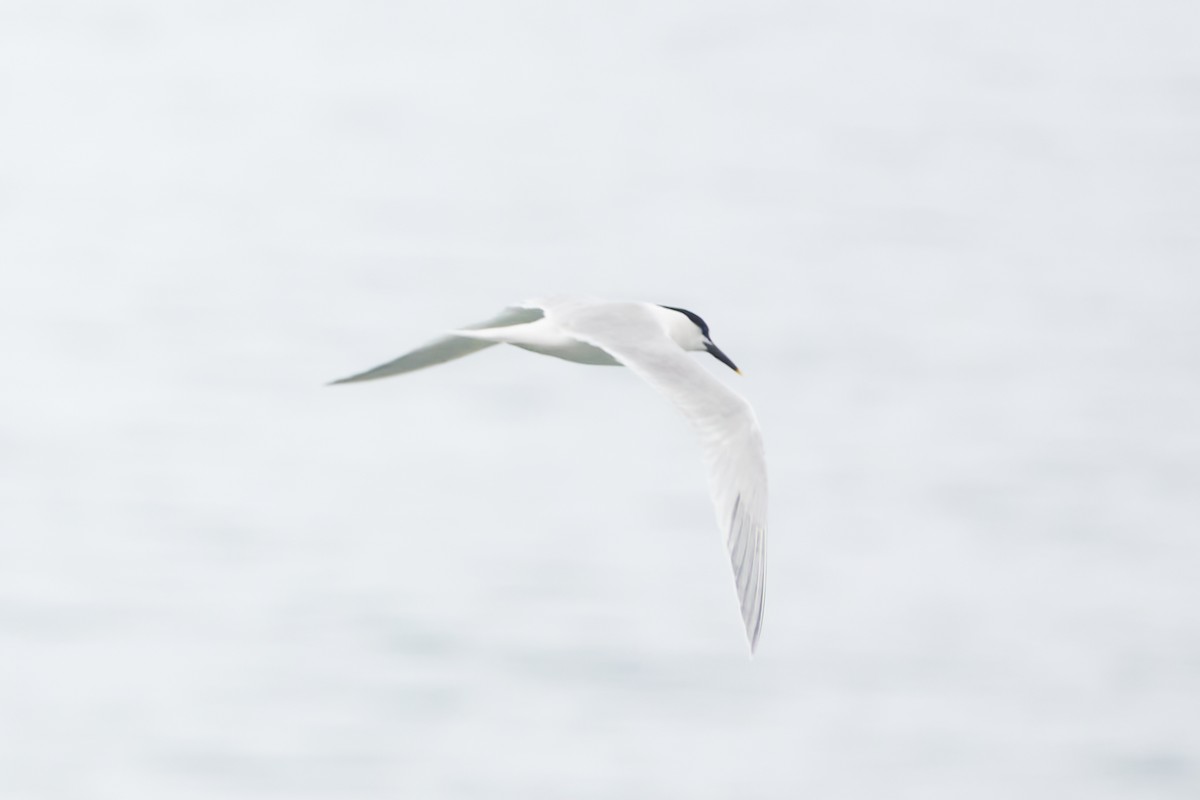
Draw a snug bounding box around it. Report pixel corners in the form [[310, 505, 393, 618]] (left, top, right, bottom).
[[744, 590, 764, 657], [327, 373, 374, 385]]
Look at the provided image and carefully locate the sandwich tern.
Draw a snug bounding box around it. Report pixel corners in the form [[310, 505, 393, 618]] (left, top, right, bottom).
[[331, 297, 767, 652]]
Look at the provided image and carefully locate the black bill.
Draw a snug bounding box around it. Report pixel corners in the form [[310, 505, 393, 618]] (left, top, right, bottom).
[[705, 341, 741, 374]]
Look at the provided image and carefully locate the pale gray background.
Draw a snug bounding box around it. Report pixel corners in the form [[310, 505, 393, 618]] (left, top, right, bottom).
[[2, 1, 1198, 798]]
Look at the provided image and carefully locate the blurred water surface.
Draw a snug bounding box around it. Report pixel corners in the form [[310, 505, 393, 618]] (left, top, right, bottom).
[[1, 1, 1198, 798]]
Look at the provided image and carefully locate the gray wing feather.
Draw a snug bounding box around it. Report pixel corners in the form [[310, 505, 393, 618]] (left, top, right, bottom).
[[551, 302, 768, 653], [329, 306, 544, 385]]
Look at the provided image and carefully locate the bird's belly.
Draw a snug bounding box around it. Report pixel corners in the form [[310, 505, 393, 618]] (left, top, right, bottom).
[[512, 340, 621, 366]]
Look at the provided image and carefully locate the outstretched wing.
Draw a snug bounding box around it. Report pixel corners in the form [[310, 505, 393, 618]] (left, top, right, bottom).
[[329, 305, 545, 384], [552, 302, 768, 653]]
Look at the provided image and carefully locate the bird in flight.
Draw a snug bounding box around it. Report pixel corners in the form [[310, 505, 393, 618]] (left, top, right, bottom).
[[331, 297, 767, 652]]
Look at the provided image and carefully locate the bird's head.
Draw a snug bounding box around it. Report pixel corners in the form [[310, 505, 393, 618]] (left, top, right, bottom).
[[656, 305, 741, 374]]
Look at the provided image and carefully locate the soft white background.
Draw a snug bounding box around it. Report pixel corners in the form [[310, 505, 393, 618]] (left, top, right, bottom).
[[2, 1, 1198, 798]]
